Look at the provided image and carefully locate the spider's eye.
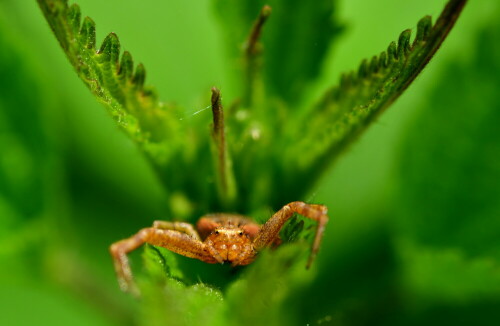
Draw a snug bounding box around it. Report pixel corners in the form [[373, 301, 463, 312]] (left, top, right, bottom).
[[239, 231, 244, 236], [215, 230, 219, 235]]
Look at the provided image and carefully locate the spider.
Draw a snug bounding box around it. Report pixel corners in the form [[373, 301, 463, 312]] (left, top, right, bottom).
[[110, 201, 328, 293]]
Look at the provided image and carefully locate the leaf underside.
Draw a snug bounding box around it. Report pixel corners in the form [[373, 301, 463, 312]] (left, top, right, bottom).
[[36, 0, 183, 158], [278, 0, 467, 200]]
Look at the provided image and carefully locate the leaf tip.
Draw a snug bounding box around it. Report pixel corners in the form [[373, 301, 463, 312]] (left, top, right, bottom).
[[357, 59, 369, 79], [98, 32, 121, 64], [379, 51, 388, 68], [132, 63, 146, 89], [369, 55, 379, 74], [261, 5, 272, 18], [340, 72, 354, 91], [67, 3, 81, 33], [387, 41, 397, 63], [211, 86, 221, 100], [118, 51, 134, 80], [211, 87, 223, 120], [397, 29, 411, 58], [79, 16, 96, 49], [415, 15, 432, 43]]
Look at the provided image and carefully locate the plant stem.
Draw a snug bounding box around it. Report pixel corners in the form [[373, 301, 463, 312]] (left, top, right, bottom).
[[211, 87, 236, 207], [243, 5, 271, 107]]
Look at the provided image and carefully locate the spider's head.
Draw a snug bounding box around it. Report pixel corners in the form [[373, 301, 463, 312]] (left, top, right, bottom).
[[206, 228, 254, 264]]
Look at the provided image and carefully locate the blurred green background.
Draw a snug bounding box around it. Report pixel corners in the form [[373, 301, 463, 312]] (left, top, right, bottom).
[[1, 0, 499, 325]]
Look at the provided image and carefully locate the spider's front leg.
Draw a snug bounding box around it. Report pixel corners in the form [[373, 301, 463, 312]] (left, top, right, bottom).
[[253, 201, 329, 268], [109, 223, 213, 295], [152, 220, 201, 240]]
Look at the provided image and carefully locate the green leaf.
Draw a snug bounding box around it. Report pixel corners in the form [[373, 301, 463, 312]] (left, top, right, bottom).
[[396, 241, 500, 326], [396, 19, 500, 259], [399, 242, 500, 303], [139, 245, 224, 326], [139, 239, 313, 326], [141, 244, 184, 283], [36, 0, 182, 165], [392, 16, 500, 323], [0, 19, 49, 220], [0, 9, 69, 293], [224, 243, 314, 326], [281, 0, 467, 200], [36, 0, 228, 215], [0, 13, 57, 263]]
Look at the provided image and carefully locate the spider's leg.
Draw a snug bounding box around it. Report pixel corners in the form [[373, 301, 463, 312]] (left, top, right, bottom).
[[109, 228, 213, 294], [153, 220, 201, 240], [253, 201, 328, 268]]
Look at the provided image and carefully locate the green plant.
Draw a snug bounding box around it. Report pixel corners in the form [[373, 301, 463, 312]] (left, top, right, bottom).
[[21, 0, 470, 325], [36, 0, 466, 215]]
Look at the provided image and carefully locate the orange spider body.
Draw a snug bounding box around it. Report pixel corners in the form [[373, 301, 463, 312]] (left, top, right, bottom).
[[199, 216, 257, 265]]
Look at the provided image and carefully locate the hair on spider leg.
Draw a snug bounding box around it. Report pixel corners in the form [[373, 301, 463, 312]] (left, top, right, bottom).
[[305, 190, 319, 203]]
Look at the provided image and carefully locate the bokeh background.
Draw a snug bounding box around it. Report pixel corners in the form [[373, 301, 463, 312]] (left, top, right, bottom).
[[1, 0, 499, 325]]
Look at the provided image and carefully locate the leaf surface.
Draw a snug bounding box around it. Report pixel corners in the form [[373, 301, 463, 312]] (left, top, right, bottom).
[[36, 0, 181, 152], [281, 0, 467, 199]]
